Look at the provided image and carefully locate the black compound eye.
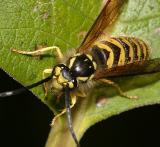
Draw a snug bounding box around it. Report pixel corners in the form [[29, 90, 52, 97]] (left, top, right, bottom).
[[57, 65, 77, 89], [53, 64, 67, 76], [62, 68, 72, 81]]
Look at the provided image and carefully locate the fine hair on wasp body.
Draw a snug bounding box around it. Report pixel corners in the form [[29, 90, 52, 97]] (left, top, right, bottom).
[[1, 0, 160, 147]]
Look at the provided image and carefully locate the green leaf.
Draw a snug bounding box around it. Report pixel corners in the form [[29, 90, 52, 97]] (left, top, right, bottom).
[[0, 0, 101, 107], [0, 0, 160, 147]]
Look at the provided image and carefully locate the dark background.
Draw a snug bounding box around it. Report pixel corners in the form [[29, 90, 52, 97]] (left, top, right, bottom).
[[0, 68, 160, 147]]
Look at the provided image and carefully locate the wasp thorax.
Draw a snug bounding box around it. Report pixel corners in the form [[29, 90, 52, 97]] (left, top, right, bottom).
[[53, 64, 77, 89], [67, 53, 97, 82]]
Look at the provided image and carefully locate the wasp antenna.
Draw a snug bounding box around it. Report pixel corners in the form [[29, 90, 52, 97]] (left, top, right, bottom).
[[26, 75, 53, 89], [0, 74, 53, 98], [65, 85, 81, 147], [0, 88, 25, 98]]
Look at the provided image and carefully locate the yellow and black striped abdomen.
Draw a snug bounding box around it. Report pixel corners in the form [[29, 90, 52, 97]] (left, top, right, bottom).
[[91, 37, 150, 69]]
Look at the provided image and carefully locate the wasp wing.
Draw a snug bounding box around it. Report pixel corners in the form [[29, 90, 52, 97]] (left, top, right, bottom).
[[93, 58, 160, 80], [78, 0, 126, 53]]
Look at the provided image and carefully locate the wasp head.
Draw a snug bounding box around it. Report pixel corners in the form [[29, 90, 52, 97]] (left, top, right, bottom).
[[52, 64, 77, 90]]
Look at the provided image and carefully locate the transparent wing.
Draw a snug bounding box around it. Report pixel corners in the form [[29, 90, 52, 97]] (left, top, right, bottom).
[[78, 0, 126, 53], [93, 59, 160, 80]]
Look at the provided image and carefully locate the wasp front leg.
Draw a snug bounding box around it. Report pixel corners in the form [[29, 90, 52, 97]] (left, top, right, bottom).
[[51, 94, 77, 126], [100, 79, 138, 99], [42, 68, 53, 96], [11, 46, 64, 61]]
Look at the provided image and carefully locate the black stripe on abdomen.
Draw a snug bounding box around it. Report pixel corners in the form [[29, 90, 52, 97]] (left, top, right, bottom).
[[127, 38, 138, 62], [114, 37, 130, 64], [102, 41, 121, 67]]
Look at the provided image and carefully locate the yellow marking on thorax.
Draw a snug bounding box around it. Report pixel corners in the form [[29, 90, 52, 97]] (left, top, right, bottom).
[[95, 42, 114, 68], [69, 57, 76, 68], [131, 38, 141, 61], [86, 54, 93, 61], [77, 77, 88, 82], [89, 74, 94, 80], [106, 37, 126, 66], [93, 62, 97, 70], [119, 37, 134, 63], [86, 54, 97, 70]]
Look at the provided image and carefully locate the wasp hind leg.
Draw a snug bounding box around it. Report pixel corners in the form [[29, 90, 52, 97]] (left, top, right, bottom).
[[51, 95, 77, 125], [11, 46, 64, 60], [100, 79, 138, 99]]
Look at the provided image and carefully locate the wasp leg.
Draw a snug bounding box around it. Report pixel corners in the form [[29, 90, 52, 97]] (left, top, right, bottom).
[[75, 91, 87, 98], [100, 79, 138, 99], [43, 68, 53, 96], [11, 46, 63, 60], [51, 95, 77, 126]]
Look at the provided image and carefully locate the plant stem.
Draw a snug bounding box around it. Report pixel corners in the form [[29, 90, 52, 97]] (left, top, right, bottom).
[[45, 98, 89, 147]]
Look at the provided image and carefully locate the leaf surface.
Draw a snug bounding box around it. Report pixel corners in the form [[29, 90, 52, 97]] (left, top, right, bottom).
[[0, 0, 160, 147]]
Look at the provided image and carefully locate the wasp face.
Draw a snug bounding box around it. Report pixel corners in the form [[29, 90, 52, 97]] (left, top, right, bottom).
[[52, 64, 77, 89]]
